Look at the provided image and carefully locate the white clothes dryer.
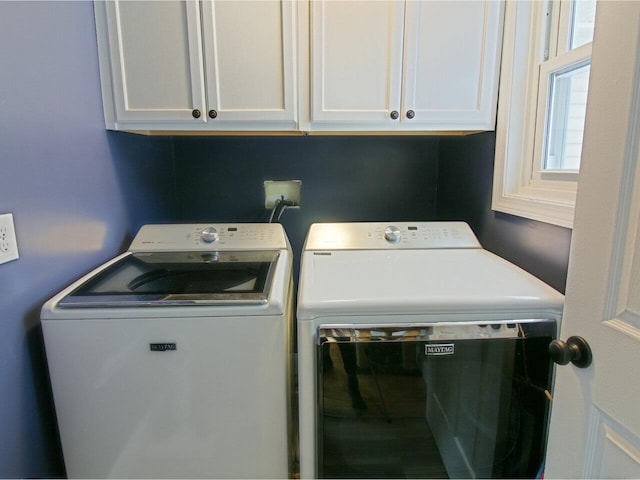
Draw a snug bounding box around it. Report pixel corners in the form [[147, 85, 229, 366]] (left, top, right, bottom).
[[297, 222, 564, 479], [41, 223, 294, 479]]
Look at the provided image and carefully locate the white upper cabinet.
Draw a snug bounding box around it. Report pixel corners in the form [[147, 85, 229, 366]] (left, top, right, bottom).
[[201, 1, 297, 129], [95, 1, 207, 128], [95, 0, 503, 133], [95, 0, 298, 131], [310, 0, 405, 126], [309, 0, 504, 132]]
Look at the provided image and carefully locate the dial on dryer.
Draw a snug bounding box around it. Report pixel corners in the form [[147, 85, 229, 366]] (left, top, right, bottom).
[[201, 227, 219, 243], [384, 225, 401, 243]]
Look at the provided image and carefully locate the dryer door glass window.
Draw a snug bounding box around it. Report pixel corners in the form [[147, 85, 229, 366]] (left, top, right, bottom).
[[58, 251, 280, 307], [316, 320, 556, 479]]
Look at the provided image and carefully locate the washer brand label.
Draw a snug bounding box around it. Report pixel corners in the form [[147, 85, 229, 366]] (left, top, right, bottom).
[[426, 344, 455, 356], [150, 343, 177, 352]]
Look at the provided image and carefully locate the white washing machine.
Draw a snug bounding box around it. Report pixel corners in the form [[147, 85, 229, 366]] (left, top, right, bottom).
[[41, 223, 294, 479], [297, 222, 564, 479]]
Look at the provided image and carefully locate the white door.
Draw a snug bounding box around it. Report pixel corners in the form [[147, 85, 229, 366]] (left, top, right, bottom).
[[545, 2, 640, 477]]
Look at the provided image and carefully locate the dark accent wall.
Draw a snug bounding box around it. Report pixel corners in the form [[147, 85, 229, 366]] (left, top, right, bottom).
[[174, 134, 571, 294], [437, 132, 572, 293], [173, 135, 440, 276]]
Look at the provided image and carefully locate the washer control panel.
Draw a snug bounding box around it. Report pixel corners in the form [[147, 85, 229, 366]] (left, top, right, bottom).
[[129, 223, 288, 251], [304, 222, 481, 250]]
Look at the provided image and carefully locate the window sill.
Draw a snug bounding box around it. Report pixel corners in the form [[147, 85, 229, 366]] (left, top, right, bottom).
[[491, 189, 575, 228]]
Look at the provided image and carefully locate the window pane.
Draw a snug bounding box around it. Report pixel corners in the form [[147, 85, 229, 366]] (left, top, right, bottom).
[[570, 0, 596, 49], [544, 61, 590, 171]]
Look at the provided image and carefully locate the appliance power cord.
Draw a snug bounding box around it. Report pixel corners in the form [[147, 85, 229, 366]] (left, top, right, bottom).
[[269, 198, 297, 223]]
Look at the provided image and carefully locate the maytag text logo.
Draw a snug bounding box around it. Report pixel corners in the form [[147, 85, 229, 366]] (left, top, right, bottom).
[[425, 344, 455, 356], [150, 343, 177, 352]]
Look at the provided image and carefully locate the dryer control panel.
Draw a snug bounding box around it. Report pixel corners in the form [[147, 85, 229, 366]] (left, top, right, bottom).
[[304, 222, 481, 250], [129, 223, 289, 251]]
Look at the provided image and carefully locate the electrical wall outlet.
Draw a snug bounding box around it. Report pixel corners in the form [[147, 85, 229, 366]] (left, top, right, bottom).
[[0, 213, 19, 264], [264, 180, 302, 209]]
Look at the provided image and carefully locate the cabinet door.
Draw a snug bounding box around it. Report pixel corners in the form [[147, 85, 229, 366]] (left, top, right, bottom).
[[201, 0, 298, 129], [402, 1, 503, 130], [96, 1, 207, 128], [310, 0, 405, 126]]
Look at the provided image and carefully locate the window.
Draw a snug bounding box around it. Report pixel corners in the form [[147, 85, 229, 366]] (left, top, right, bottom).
[[492, 0, 596, 228], [542, 61, 590, 172]]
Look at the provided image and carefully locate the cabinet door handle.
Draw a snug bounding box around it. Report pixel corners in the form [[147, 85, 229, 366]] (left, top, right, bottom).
[[406, 110, 415, 119], [208, 109, 218, 119], [192, 109, 201, 119], [390, 110, 399, 120]]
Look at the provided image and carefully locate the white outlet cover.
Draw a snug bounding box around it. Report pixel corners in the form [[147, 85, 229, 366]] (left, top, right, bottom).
[[0, 213, 19, 264]]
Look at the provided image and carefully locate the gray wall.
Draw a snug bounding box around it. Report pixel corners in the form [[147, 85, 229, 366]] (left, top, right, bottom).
[[0, 2, 174, 477]]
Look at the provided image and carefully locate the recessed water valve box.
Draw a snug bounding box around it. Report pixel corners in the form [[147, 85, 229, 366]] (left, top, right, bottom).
[[264, 180, 302, 209]]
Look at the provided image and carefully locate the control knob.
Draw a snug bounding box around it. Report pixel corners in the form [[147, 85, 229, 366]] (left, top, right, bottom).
[[201, 227, 219, 243], [384, 225, 401, 243]]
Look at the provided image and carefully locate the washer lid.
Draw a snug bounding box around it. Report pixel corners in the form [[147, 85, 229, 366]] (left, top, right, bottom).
[[57, 250, 280, 308], [297, 249, 564, 319]]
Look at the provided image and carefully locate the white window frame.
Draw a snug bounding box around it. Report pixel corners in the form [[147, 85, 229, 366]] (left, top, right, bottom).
[[492, 0, 593, 228]]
